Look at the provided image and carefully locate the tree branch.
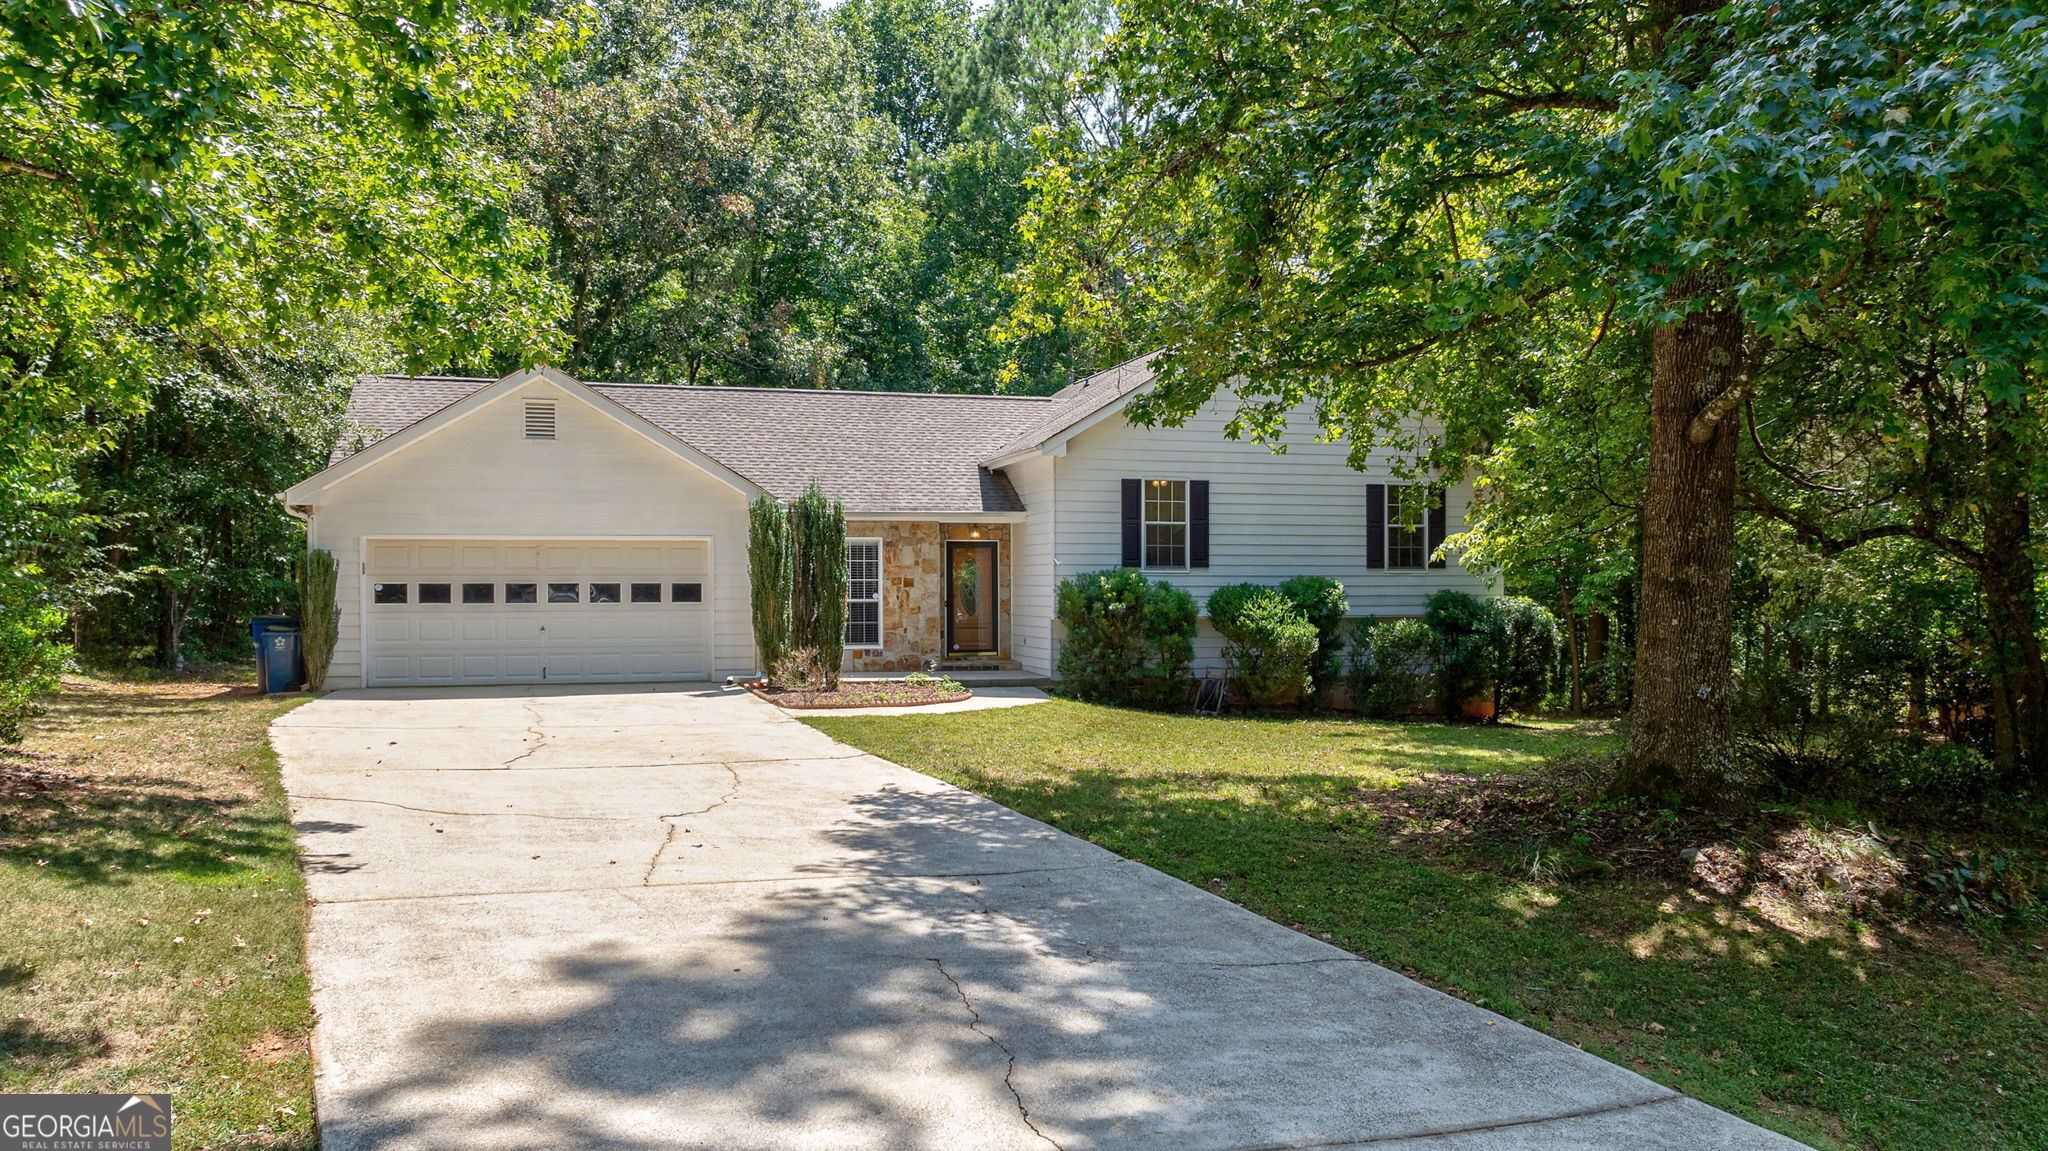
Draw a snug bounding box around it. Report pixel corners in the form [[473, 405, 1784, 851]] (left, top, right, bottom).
[[1471, 86, 1618, 114], [1689, 378, 1749, 443], [1742, 397, 1848, 493], [0, 155, 77, 183]]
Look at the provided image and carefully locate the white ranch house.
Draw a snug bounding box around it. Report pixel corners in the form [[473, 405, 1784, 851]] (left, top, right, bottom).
[[280, 355, 1491, 688]]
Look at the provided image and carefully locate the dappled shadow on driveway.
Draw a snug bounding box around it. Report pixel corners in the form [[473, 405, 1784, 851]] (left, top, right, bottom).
[[311, 768, 1785, 1151], [324, 859, 1171, 1151]]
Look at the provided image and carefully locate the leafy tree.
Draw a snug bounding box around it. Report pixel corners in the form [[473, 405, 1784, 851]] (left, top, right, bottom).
[[65, 328, 368, 669], [1006, 0, 2048, 803], [4, 0, 565, 704], [505, 0, 906, 388]]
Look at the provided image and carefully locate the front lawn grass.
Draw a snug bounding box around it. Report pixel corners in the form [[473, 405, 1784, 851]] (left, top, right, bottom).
[[806, 701, 2048, 1151], [0, 676, 317, 1149]]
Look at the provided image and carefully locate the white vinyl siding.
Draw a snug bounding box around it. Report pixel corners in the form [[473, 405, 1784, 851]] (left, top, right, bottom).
[[302, 379, 756, 687], [1004, 454, 1058, 677], [1045, 385, 1492, 670]]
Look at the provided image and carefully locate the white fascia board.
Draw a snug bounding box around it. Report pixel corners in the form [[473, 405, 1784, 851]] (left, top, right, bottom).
[[1040, 377, 1160, 457]]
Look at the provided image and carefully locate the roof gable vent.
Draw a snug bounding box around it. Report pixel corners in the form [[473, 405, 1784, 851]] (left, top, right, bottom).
[[523, 399, 557, 440]]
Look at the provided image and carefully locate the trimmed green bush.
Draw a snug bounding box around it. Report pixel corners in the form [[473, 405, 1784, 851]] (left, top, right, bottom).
[[1277, 576, 1350, 693], [1424, 589, 1505, 716], [297, 547, 339, 690], [787, 482, 847, 688], [1054, 569, 1197, 708], [1346, 617, 1436, 718], [748, 494, 792, 677], [1493, 596, 1561, 715], [1208, 583, 1318, 709]]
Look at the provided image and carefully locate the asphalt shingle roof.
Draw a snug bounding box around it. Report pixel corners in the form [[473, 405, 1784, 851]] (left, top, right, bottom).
[[333, 355, 1163, 515], [983, 350, 1160, 462]]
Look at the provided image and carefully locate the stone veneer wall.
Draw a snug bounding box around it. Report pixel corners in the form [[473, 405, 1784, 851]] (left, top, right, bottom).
[[844, 521, 1013, 673]]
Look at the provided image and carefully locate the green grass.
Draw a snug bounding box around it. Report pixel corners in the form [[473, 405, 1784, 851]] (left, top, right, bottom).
[[807, 701, 2048, 1151], [0, 676, 317, 1149]]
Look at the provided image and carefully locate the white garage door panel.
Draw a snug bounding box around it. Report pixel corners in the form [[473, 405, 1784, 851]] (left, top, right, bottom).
[[365, 539, 711, 686]]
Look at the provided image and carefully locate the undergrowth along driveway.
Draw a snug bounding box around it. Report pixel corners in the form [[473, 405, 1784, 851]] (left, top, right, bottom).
[[806, 701, 2048, 1151], [0, 677, 317, 1150]]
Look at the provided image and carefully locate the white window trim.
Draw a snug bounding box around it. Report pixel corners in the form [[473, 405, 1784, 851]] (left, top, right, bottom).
[[1140, 476, 1192, 571], [845, 537, 884, 651], [1386, 482, 1430, 570]]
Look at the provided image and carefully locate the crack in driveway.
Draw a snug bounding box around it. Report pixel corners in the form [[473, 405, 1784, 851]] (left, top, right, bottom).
[[289, 794, 647, 823], [642, 763, 743, 884], [502, 700, 550, 767], [930, 957, 1062, 1150]]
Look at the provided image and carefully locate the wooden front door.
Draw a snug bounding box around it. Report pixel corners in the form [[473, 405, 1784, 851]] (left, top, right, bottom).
[[945, 541, 999, 655]]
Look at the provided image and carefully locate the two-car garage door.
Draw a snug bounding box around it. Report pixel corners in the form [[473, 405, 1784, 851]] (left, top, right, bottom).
[[365, 539, 712, 686]]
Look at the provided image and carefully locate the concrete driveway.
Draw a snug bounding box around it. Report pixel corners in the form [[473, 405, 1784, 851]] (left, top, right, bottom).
[[273, 684, 1807, 1151]]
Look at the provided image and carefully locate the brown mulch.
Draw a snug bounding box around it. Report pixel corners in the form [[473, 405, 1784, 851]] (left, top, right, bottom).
[[747, 681, 972, 710]]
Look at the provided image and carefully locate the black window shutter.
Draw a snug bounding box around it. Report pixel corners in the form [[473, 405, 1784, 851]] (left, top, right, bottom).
[[1428, 487, 1449, 569], [1189, 480, 1210, 568], [1121, 478, 1143, 567], [1365, 483, 1386, 569]]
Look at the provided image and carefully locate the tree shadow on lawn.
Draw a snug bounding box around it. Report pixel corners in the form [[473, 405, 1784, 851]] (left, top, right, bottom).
[[31, 682, 261, 727], [0, 770, 294, 885], [932, 765, 2047, 1151]]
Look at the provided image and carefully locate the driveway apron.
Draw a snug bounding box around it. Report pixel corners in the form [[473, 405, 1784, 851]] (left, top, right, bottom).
[[272, 684, 1809, 1151]]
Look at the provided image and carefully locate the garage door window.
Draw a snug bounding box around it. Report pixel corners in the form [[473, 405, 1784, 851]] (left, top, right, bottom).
[[463, 583, 495, 604], [506, 583, 538, 604], [373, 583, 407, 604], [418, 583, 452, 604], [672, 583, 702, 603], [631, 583, 661, 603], [548, 583, 579, 603], [590, 583, 621, 604]]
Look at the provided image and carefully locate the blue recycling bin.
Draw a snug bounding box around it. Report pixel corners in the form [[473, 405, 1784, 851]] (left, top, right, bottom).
[[250, 616, 302, 694]]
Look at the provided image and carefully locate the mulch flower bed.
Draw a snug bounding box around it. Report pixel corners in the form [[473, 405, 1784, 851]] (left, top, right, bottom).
[[745, 680, 972, 710]]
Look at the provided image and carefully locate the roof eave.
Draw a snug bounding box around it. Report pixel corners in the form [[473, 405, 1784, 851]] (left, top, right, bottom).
[[843, 509, 1028, 523]]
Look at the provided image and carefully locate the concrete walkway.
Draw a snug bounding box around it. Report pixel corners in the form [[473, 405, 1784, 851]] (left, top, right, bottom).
[[273, 684, 1807, 1151]]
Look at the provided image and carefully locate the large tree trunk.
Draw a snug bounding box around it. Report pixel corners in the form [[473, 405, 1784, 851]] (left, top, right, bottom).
[[1977, 403, 2047, 782], [1609, 275, 1744, 807]]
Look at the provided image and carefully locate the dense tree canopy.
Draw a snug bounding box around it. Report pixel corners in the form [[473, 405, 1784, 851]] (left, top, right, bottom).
[[1, 0, 568, 728], [1005, 0, 2048, 796]]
